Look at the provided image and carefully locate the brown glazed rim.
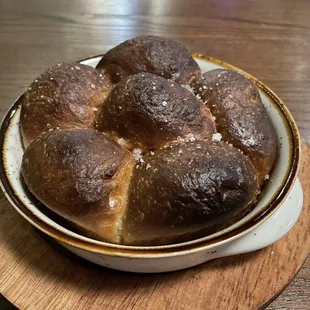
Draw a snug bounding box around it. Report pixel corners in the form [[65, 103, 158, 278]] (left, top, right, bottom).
[[0, 54, 300, 258]]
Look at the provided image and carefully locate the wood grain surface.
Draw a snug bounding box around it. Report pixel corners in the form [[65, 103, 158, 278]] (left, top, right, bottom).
[[0, 0, 309, 309]]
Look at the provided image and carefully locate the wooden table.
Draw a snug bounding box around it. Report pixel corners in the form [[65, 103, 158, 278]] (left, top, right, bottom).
[[0, 0, 309, 309]]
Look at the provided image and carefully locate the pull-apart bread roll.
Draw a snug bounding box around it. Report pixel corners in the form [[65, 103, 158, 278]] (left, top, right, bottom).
[[20, 62, 111, 147], [96, 72, 215, 151], [20, 35, 277, 246], [123, 140, 259, 245], [22, 128, 135, 243], [96, 36, 200, 84], [191, 69, 277, 184]]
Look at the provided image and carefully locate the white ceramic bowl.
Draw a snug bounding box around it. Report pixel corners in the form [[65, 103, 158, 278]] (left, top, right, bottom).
[[0, 54, 302, 273]]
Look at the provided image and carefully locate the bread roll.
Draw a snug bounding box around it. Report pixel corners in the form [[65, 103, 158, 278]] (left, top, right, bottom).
[[20, 62, 111, 147], [123, 140, 259, 245], [21, 128, 135, 243], [191, 69, 277, 184], [96, 72, 215, 151], [96, 36, 200, 84]]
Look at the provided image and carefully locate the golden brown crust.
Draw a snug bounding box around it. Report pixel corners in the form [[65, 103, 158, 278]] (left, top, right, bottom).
[[191, 69, 277, 184], [122, 140, 259, 245], [21, 128, 135, 243], [20, 62, 111, 147], [96, 72, 215, 151], [96, 36, 201, 84]]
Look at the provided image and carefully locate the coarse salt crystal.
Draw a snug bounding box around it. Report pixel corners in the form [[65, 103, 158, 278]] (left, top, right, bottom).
[[132, 148, 142, 161], [162, 100, 167, 106], [150, 151, 155, 155], [203, 85, 207, 89], [109, 199, 115, 208], [265, 174, 270, 180], [185, 134, 195, 142], [75, 66, 80, 70], [91, 84, 96, 89], [196, 94, 201, 99], [196, 144, 202, 149], [245, 137, 255, 146], [119, 106, 122, 109], [146, 164, 151, 170], [153, 86, 156, 90], [117, 138, 126, 145], [212, 133, 222, 142]]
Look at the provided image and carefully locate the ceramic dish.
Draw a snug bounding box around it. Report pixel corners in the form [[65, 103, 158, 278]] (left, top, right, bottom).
[[0, 54, 302, 273]]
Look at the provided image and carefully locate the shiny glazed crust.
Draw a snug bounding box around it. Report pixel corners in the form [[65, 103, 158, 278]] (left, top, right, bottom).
[[20, 62, 111, 147], [96, 72, 215, 151], [96, 36, 201, 84], [21, 128, 135, 243], [123, 140, 259, 245], [191, 69, 277, 184]]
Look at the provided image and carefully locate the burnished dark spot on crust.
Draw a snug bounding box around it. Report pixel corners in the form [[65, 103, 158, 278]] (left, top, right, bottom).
[[20, 62, 112, 147], [123, 140, 259, 245], [96, 36, 201, 84], [96, 72, 215, 151], [191, 69, 277, 184]]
